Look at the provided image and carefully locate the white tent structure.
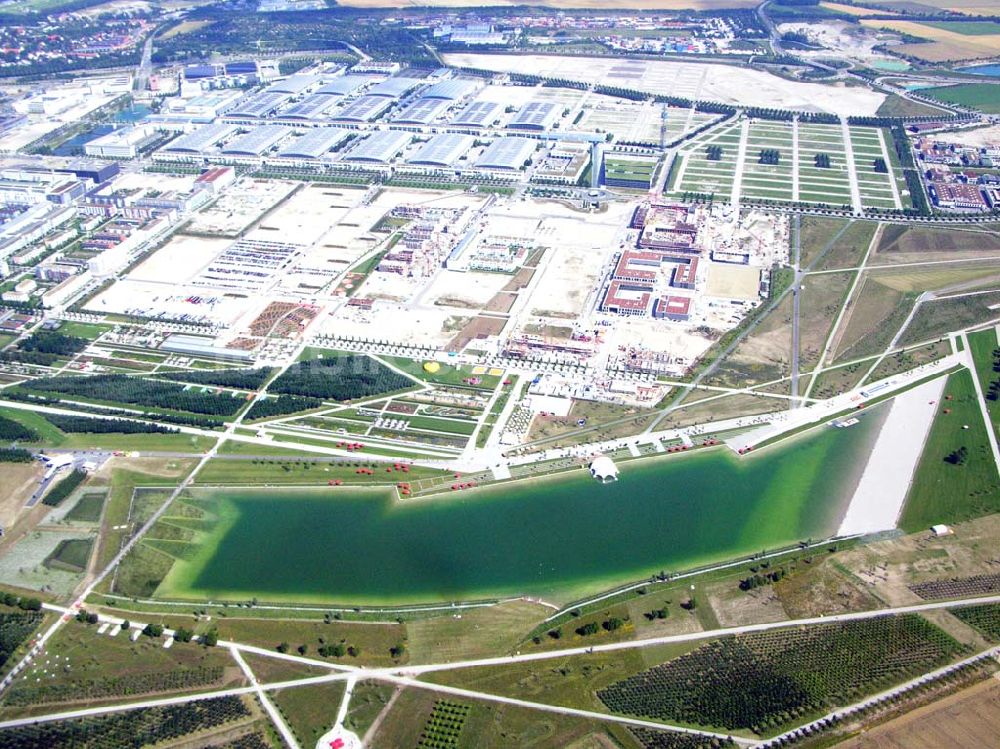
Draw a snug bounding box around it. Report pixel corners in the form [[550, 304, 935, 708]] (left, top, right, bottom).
[[589, 456, 619, 483]]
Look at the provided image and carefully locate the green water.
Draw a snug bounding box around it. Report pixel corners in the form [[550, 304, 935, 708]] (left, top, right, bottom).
[[160, 412, 883, 605], [870, 59, 910, 72]]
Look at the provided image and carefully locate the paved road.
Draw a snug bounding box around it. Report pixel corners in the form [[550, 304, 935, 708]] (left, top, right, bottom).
[[840, 117, 864, 216], [232, 645, 299, 749], [789, 214, 802, 405]]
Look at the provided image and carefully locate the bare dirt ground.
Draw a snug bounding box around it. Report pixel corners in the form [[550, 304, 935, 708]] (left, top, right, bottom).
[[937, 123, 1000, 149], [705, 579, 789, 627], [93, 457, 194, 481], [774, 555, 886, 618], [837, 677, 1000, 749], [833, 514, 1000, 607], [444, 53, 885, 115], [0, 464, 42, 530]]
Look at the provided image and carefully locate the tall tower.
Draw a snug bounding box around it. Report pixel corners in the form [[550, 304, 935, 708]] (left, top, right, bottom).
[[590, 140, 603, 190]]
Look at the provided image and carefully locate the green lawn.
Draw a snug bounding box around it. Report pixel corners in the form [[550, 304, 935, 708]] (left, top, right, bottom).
[[921, 83, 1000, 114], [65, 431, 212, 452], [0, 407, 214, 452], [898, 369, 1000, 532], [44, 538, 94, 572], [272, 682, 346, 746], [966, 328, 1000, 442], [65, 492, 107, 524], [379, 356, 502, 391], [57, 322, 112, 341], [93, 461, 197, 579]]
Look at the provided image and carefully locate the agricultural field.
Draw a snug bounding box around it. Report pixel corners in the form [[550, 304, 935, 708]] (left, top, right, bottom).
[[861, 19, 1000, 62], [367, 687, 635, 749], [835, 677, 1000, 749], [950, 602, 1000, 641], [920, 83, 1000, 113], [597, 614, 964, 734], [0, 695, 258, 747], [668, 119, 907, 210], [874, 224, 1000, 263]]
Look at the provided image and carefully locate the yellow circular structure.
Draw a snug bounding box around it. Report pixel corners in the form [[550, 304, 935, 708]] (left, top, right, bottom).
[[423, 361, 441, 373]]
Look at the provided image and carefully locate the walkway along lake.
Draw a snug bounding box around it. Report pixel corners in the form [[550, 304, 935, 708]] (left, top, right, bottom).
[[156, 408, 886, 606]]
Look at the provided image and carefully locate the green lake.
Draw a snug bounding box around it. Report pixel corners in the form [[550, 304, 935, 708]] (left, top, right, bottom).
[[158, 411, 884, 605]]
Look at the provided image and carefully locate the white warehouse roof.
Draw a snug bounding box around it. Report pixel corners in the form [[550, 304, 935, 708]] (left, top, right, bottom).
[[315, 75, 372, 97], [333, 96, 393, 122], [280, 94, 340, 120], [278, 127, 351, 159], [162, 124, 238, 154], [268, 74, 322, 95], [393, 97, 451, 125], [229, 91, 292, 119], [475, 137, 535, 170], [450, 100, 503, 128], [422, 79, 478, 101], [343, 130, 411, 163], [408, 133, 474, 166], [221, 125, 292, 156], [509, 100, 560, 131], [367, 77, 425, 98]]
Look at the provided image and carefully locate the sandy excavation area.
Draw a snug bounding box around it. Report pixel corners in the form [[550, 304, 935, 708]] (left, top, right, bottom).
[[838, 376, 946, 536], [443, 53, 886, 116]]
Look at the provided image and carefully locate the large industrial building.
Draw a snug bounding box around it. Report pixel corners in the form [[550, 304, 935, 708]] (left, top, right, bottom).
[[161, 124, 238, 155], [268, 74, 322, 95], [367, 77, 424, 98], [315, 76, 372, 97], [450, 100, 503, 128], [228, 91, 292, 120], [279, 95, 341, 121], [220, 125, 292, 157], [394, 98, 451, 126], [476, 137, 535, 170], [334, 96, 394, 123], [84, 125, 162, 159], [278, 127, 352, 160], [342, 130, 411, 163], [508, 101, 560, 131], [408, 134, 474, 167], [422, 79, 479, 101]]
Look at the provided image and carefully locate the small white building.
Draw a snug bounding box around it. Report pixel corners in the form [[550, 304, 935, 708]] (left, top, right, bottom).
[[930, 524, 952, 537], [589, 456, 619, 483]]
